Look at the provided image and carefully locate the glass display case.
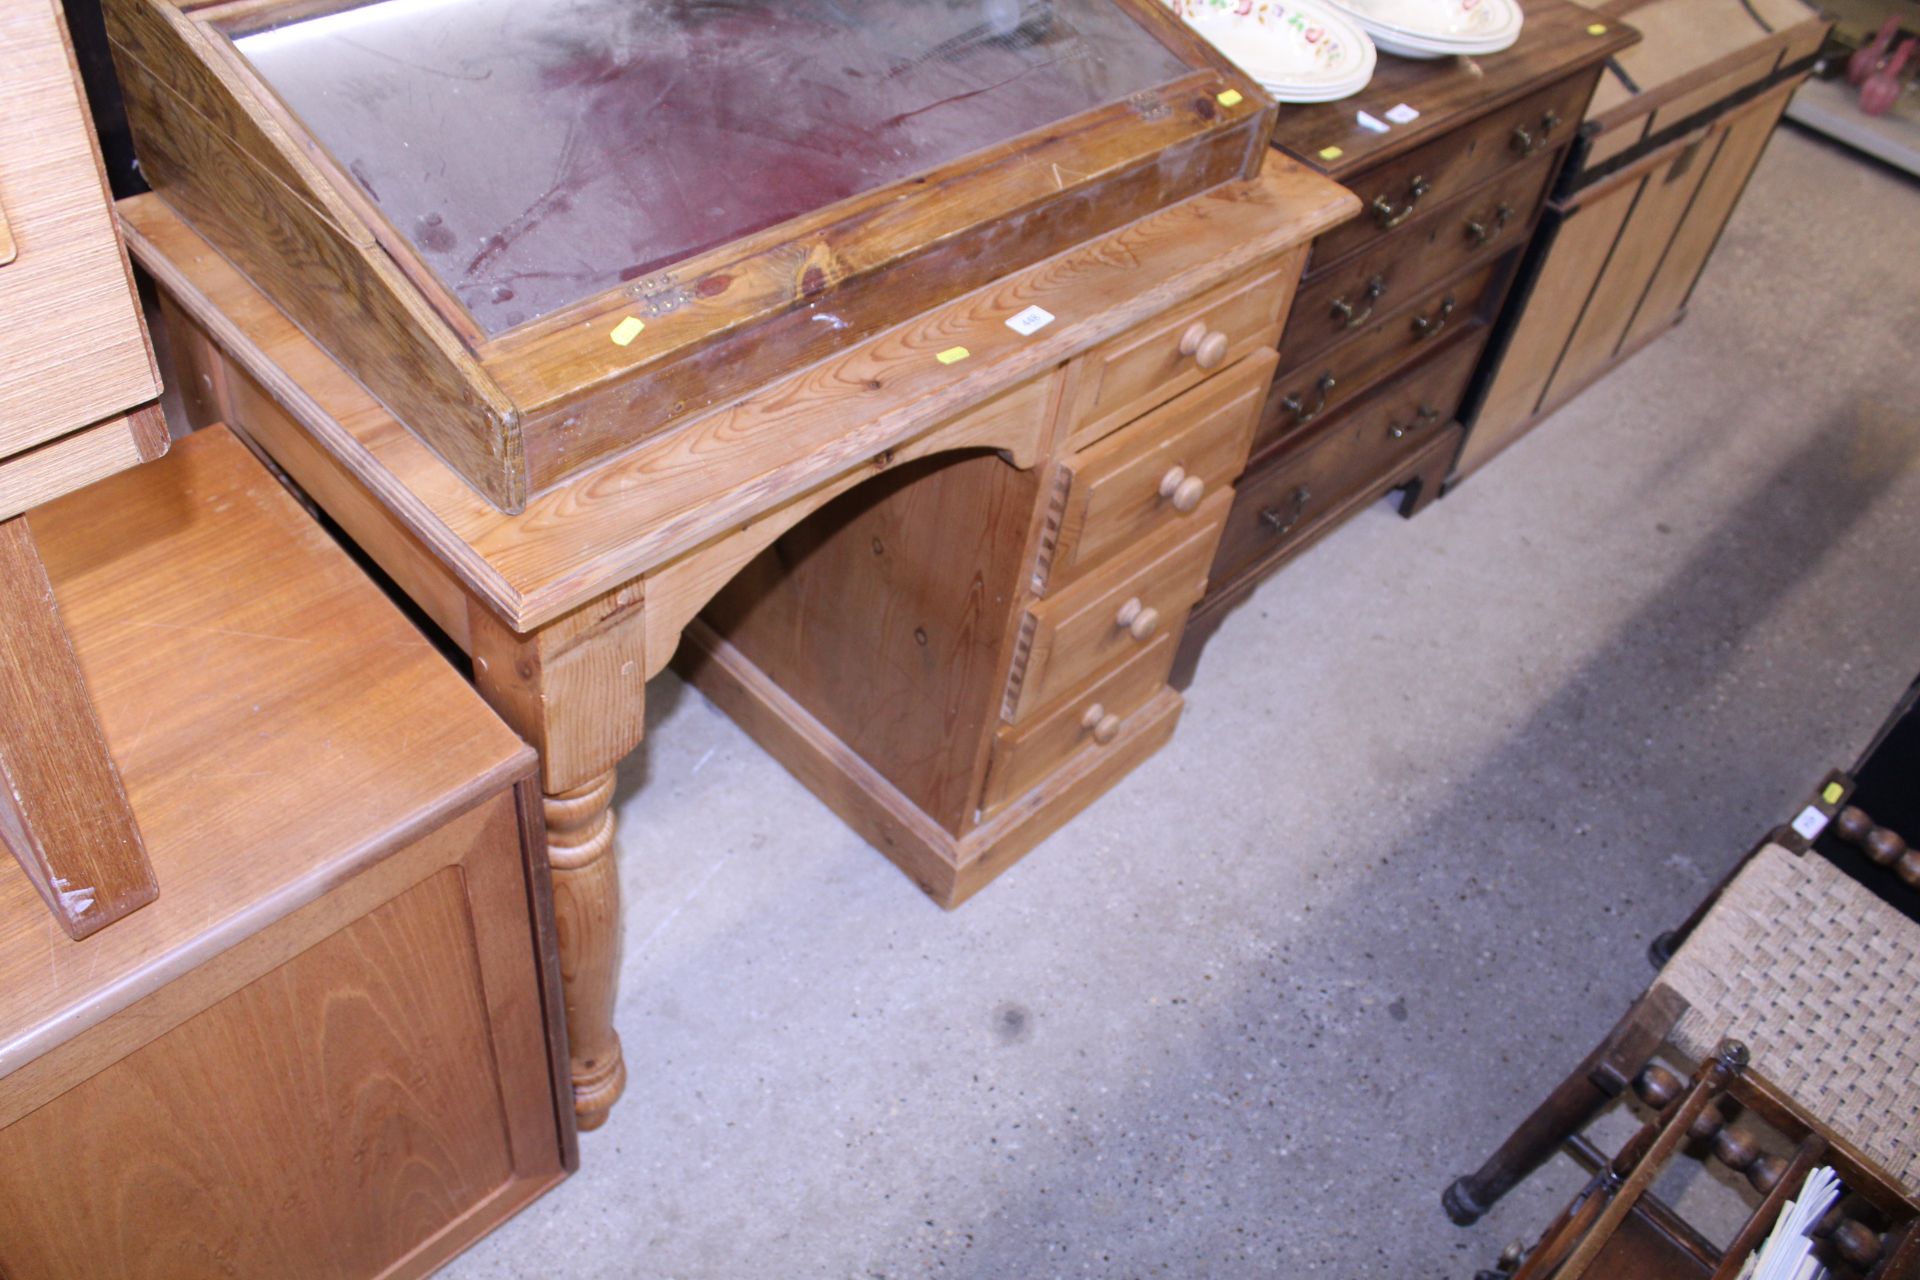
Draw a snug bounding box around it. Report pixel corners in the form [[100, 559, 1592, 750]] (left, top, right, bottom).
[[106, 0, 1273, 508]]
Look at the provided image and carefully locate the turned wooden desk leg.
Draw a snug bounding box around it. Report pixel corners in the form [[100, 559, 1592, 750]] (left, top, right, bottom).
[[544, 770, 626, 1129], [470, 586, 647, 1131]]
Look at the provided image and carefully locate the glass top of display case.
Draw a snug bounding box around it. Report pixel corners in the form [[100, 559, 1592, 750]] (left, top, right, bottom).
[[234, 0, 1196, 335]]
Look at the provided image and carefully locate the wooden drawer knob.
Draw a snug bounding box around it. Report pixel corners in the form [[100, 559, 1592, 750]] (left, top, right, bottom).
[[1114, 597, 1160, 642], [1081, 703, 1122, 745], [1178, 321, 1230, 370], [1158, 466, 1206, 513]]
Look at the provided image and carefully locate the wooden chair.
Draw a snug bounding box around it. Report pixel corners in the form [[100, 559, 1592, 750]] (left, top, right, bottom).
[[1446, 803, 1920, 1230], [1474, 1041, 1920, 1279]]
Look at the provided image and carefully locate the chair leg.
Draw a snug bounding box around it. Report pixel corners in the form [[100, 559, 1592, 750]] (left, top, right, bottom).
[[1444, 986, 1686, 1225]]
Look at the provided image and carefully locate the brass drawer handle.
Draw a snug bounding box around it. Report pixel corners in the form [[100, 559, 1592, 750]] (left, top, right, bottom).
[[1369, 175, 1430, 229], [1281, 371, 1336, 425], [1330, 276, 1387, 329], [1178, 321, 1231, 371], [1412, 296, 1455, 340], [1081, 702, 1122, 745], [1157, 465, 1206, 513], [1259, 486, 1312, 537], [1510, 110, 1562, 157], [1388, 405, 1442, 441], [1114, 597, 1161, 642], [1465, 203, 1515, 247]]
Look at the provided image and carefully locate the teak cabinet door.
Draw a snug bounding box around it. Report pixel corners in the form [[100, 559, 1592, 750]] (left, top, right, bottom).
[[0, 0, 157, 457]]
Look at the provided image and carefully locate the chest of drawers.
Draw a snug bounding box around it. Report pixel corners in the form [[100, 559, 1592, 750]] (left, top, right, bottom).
[[1172, 0, 1637, 686]]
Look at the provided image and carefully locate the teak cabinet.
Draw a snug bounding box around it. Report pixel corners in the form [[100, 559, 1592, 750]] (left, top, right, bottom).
[[1457, 0, 1829, 478], [1173, 0, 1637, 685], [0, 428, 571, 1280], [101, 0, 1282, 509]]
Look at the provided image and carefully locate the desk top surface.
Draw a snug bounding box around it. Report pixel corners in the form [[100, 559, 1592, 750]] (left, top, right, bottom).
[[120, 159, 1356, 632], [0, 426, 531, 1086]]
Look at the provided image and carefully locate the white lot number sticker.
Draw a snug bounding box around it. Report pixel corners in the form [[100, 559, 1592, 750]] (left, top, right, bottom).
[[1791, 804, 1830, 840], [1005, 305, 1056, 336]]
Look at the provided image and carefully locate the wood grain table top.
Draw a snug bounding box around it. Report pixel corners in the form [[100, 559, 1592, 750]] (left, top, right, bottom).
[[119, 159, 1357, 632], [0, 426, 532, 1081]]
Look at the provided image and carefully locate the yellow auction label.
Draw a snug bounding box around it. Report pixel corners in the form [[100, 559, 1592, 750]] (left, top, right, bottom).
[[1587, 22, 1607, 34], [610, 316, 645, 346], [936, 346, 971, 365], [1217, 89, 1244, 107], [1823, 781, 1844, 804], [1318, 145, 1344, 161]]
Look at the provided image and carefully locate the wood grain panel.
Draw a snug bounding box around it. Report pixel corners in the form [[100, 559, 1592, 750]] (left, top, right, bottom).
[[0, 516, 154, 940], [704, 452, 1040, 834], [1456, 179, 1640, 478], [0, 404, 169, 521], [1539, 131, 1721, 409], [1620, 83, 1797, 353], [0, 867, 513, 1280], [0, 0, 158, 453]]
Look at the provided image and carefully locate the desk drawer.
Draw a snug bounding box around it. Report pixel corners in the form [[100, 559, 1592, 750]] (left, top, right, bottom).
[[1219, 342, 1475, 588], [1063, 251, 1302, 448], [1262, 257, 1501, 456], [1042, 348, 1271, 594], [1305, 75, 1590, 272], [1005, 490, 1228, 724], [981, 634, 1173, 817], [1284, 153, 1552, 371]]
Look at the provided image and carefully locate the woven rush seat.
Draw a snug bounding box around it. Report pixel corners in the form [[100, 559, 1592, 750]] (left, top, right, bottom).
[[1659, 841, 1920, 1190]]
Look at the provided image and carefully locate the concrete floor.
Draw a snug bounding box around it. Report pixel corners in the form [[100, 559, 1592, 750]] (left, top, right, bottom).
[[448, 127, 1920, 1279]]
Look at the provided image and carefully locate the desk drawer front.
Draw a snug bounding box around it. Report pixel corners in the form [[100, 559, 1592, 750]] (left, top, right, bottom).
[[1284, 153, 1552, 371], [1006, 491, 1228, 724], [982, 634, 1173, 817], [1305, 75, 1590, 272], [1063, 252, 1301, 448], [1043, 349, 1272, 593], [1263, 257, 1501, 456], [1220, 341, 1477, 587]]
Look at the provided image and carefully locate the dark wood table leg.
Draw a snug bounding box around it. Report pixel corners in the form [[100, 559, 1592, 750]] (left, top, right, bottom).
[[1444, 985, 1686, 1226], [0, 513, 156, 938]]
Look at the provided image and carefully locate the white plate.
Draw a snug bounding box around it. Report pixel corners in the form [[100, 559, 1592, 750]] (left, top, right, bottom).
[[1366, 21, 1520, 57], [1166, 0, 1378, 95], [1330, 0, 1520, 43]]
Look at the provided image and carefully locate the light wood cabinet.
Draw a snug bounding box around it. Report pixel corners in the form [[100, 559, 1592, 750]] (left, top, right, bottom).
[[0, 429, 570, 1280]]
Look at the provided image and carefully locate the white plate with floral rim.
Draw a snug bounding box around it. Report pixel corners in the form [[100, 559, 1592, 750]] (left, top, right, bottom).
[[1326, 0, 1521, 46], [1165, 0, 1378, 99]]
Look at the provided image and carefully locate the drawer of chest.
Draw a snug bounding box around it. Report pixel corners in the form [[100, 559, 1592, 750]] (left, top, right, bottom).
[[981, 634, 1174, 817], [1062, 250, 1303, 449], [1261, 256, 1502, 456], [1283, 153, 1552, 371], [1005, 489, 1229, 725], [1040, 348, 1272, 594], [1218, 339, 1481, 588], [1304, 75, 1590, 272]]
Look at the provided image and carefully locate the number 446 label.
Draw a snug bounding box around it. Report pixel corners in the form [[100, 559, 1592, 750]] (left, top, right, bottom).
[[1005, 305, 1056, 336]]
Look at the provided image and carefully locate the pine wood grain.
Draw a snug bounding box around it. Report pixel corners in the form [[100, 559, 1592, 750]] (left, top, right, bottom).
[[0, 0, 159, 455], [2, 426, 532, 1079], [0, 515, 154, 940], [121, 161, 1357, 631]]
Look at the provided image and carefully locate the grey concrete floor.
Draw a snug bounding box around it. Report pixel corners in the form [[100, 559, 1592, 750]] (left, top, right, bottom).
[[447, 127, 1920, 1279]]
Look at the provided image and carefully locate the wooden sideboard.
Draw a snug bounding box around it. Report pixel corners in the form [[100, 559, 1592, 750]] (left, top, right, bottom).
[[1173, 0, 1637, 686], [0, 0, 169, 941], [1457, 0, 1828, 478], [126, 157, 1356, 1133], [0, 427, 570, 1280]]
